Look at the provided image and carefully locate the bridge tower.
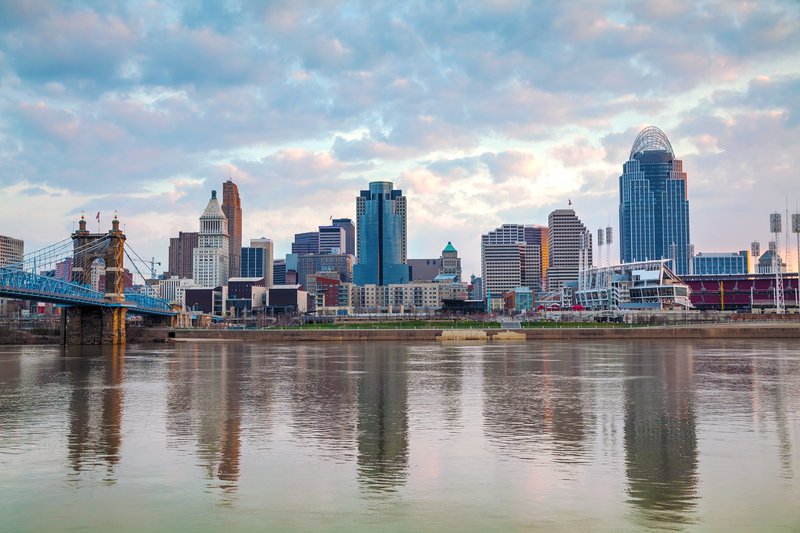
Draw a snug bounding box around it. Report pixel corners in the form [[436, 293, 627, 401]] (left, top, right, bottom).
[[63, 214, 128, 345]]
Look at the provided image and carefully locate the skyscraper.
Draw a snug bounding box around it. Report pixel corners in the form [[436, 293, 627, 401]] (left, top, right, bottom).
[[168, 231, 198, 278], [193, 190, 230, 287], [524, 225, 548, 290], [619, 126, 691, 275], [222, 179, 242, 278], [439, 242, 461, 281], [481, 224, 541, 302], [547, 209, 591, 291], [354, 181, 409, 285], [332, 218, 356, 256]]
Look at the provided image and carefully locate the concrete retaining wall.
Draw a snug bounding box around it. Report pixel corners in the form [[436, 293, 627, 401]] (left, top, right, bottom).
[[170, 324, 800, 343]]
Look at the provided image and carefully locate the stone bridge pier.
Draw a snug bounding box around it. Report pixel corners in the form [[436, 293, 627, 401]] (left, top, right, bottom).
[[63, 214, 129, 346], [62, 306, 128, 345]]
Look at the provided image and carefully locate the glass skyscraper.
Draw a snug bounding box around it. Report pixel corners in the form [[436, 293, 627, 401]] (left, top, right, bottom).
[[619, 126, 691, 275], [354, 181, 410, 285]]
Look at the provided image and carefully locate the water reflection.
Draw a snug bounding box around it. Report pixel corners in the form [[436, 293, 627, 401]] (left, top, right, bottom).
[[165, 343, 243, 497], [356, 344, 409, 493], [481, 344, 593, 463], [624, 342, 698, 527], [64, 345, 125, 483], [0, 340, 798, 530], [288, 344, 358, 457]]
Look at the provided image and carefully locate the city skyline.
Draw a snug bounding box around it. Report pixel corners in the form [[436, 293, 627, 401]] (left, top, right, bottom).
[[1, 1, 799, 277]]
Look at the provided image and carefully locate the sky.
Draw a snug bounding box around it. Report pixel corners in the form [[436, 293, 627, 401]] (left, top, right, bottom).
[[1, 0, 799, 277]]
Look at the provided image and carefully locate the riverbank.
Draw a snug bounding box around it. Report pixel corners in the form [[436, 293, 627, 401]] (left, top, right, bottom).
[[171, 322, 800, 342]]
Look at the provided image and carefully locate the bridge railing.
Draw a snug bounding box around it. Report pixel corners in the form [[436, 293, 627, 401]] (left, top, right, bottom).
[[124, 291, 173, 313], [0, 266, 105, 303]]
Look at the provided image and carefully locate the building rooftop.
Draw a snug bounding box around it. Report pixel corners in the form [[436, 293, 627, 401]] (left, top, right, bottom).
[[442, 241, 457, 253]]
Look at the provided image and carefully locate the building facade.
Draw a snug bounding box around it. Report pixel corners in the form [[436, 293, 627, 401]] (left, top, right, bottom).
[[297, 253, 354, 289], [292, 231, 319, 255], [547, 210, 591, 291], [332, 218, 356, 256], [192, 190, 230, 287], [0, 234, 24, 317], [318, 225, 346, 254], [481, 224, 542, 301], [354, 181, 409, 285], [408, 258, 441, 281], [222, 179, 242, 278], [619, 126, 691, 275], [168, 231, 198, 279], [273, 259, 286, 285], [0, 234, 23, 267], [692, 251, 749, 276], [440, 242, 462, 281], [524, 225, 548, 289], [243, 238, 274, 286]]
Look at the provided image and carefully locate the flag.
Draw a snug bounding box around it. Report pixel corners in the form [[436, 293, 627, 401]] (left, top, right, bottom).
[[96, 211, 100, 222], [568, 199, 572, 206], [329, 215, 333, 221]]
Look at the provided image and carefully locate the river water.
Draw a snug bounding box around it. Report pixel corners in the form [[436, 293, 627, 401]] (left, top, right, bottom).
[[1, 340, 799, 531]]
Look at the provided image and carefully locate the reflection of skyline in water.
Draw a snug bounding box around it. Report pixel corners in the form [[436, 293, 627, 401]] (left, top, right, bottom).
[[481, 344, 593, 463], [356, 344, 409, 493], [64, 345, 125, 483], [0, 340, 797, 530], [624, 343, 698, 527], [165, 343, 243, 497]]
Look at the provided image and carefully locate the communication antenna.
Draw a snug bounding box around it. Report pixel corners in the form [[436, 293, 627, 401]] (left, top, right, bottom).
[[770, 212, 785, 314]]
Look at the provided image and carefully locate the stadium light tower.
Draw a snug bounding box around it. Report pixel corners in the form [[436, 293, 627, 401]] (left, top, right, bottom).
[[792, 212, 800, 309], [770, 213, 784, 314]]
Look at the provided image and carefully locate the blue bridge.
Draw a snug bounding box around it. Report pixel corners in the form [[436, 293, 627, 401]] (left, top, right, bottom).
[[0, 215, 175, 344]]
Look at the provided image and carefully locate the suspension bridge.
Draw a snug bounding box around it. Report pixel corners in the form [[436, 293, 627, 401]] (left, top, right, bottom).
[[0, 215, 175, 345]]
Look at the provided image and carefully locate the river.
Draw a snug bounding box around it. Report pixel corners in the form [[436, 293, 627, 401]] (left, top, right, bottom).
[[1, 340, 798, 531]]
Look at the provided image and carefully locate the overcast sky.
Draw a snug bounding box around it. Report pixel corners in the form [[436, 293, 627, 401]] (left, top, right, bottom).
[[1, 0, 799, 276]]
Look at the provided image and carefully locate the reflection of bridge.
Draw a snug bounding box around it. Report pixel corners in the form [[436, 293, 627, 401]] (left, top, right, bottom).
[[0, 215, 175, 345]]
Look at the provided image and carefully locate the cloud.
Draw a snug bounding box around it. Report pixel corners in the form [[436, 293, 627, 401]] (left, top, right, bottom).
[[0, 1, 799, 273]]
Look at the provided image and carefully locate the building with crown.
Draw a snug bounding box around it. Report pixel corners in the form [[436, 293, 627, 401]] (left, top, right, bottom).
[[193, 190, 230, 287], [619, 126, 691, 275], [439, 242, 461, 281]]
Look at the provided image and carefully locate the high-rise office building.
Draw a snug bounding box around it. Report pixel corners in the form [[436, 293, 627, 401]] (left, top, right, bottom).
[[547, 209, 590, 291], [318, 226, 346, 254], [244, 238, 273, 286], [332, 218, 356, 256], [0, 234, 24, 317], [192, 190, 229, 287], [440, 242, 461, 281], [524, 225, 548, 289], [481, 224, 541, 301], [222, 179, 242, 278], [0, 234, 23, 267], [619, 126, 691, 275], [354, 181, 410, 285], [168, 231, 198, 279], [292, 231, 319, 255], [273, 259, 286, 285]]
